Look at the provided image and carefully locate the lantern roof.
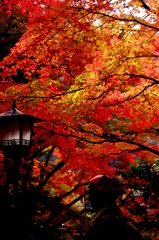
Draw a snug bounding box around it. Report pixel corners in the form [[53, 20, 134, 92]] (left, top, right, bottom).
[[0, 108, 23, 116], [0, 101, 43, 123]]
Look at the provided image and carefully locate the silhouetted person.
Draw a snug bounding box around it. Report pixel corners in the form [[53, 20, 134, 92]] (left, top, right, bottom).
[[85, 175, 144, 240]]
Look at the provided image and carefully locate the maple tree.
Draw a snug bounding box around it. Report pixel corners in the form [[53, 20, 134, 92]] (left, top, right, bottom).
[[0, 0, 159, 239]]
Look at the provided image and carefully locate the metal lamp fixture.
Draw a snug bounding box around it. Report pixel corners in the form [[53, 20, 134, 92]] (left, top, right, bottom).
[[0, 101, 43, 158]]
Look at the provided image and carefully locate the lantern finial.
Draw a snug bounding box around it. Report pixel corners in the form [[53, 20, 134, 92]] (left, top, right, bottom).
[[12, 100, 16, 111]]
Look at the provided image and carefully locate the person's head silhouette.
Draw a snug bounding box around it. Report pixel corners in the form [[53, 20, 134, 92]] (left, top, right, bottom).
[[86, 175, 144, 240], [88, 175, 123, 210]]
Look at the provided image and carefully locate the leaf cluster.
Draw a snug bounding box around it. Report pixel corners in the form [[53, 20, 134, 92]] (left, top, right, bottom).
[[120, 161, 159, 238]]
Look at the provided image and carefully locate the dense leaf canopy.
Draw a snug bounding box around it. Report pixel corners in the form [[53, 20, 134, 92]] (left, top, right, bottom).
[[0, 0, 159, 238]]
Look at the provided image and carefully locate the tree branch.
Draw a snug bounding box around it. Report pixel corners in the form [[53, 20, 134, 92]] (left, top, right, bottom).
[[82, 8, 159, 31], [35, 161, 65, 192]]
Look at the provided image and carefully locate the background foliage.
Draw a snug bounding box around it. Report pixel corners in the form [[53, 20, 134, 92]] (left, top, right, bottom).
[[0, 0, 159, 239]]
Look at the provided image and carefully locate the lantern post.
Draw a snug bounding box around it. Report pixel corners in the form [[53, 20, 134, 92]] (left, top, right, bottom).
[[0, 101, 43, 206]]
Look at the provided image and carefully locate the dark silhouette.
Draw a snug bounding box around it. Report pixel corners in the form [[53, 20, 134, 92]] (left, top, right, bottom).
[[85, 175, 144, 240]]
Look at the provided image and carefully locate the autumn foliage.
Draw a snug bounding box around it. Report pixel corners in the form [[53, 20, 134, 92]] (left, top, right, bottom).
[[0, 0, 159, 239]]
